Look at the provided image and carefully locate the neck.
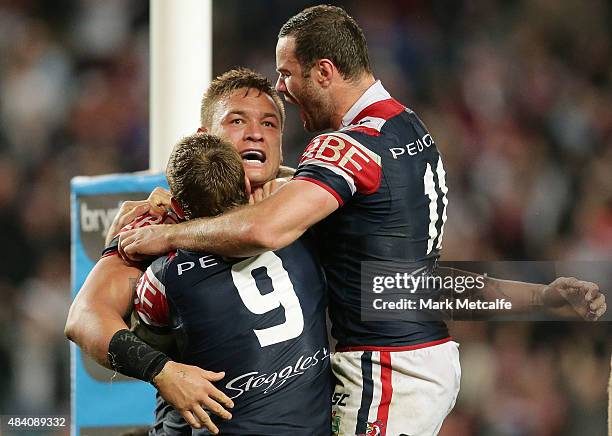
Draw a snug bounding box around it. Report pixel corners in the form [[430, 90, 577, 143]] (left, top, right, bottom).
[[329, 74, 376, 130]]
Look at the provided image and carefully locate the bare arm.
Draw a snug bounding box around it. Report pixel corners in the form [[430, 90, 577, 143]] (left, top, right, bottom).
[[65, 254, 234, 432], [478, 273, 545, 311], [120, 180, 339, 259], [485, 275, 605, 319], [64, 255, 140, 368], [438, 268, 606, 319]]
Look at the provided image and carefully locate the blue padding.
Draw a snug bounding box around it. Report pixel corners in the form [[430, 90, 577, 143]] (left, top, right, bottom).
[[70, 172, 170, 434], [71, 172, 168, 195]]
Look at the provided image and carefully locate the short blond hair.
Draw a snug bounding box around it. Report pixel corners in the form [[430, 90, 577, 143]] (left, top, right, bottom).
[[166, 133, 248, 219]]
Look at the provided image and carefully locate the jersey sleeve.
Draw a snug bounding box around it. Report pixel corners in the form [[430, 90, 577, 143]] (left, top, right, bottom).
[[293, 132, 382, 206], [134, 256, 171, 329]]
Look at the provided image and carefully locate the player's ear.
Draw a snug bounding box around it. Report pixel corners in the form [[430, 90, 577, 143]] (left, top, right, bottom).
[[316, 59, 335, 88], [244, 175, 252, 196], [197, 126, 208, 133]]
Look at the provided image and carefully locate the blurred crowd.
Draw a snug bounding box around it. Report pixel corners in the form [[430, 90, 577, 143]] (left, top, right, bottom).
[[0, 0, 610, 435], [0, 0, 149, 418]]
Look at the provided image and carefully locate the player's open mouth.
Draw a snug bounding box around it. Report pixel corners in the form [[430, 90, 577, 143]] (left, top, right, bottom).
[[240, 150, 266, 165]]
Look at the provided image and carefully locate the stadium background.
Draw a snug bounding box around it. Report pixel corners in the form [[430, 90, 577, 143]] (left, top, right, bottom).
[[0, 0, 610, 435]]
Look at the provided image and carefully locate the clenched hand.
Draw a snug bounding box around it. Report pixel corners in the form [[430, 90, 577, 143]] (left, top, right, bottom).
[[118, 224, 175, 263], [105, 187, 173, 246]]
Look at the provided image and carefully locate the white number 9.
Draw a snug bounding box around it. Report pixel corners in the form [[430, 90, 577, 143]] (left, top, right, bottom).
[[231, 252, 304, 347]]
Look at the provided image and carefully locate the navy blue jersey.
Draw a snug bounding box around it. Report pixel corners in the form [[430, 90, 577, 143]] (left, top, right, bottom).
[[136, 235, 331, 435], [294, 81, 450, 348]]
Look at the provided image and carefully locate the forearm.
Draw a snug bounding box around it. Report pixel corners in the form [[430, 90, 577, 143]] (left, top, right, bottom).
[[478, 274, 594, 318], [439, 268, 594, 318], [168, 181, 330, 256], [65, 302, 130, 368], [169, 205, 271, 257], [107, 329, 170, 383], [480, 275, 545, 311], [437, 267, 544, 313], [120, 180, 339, 260]]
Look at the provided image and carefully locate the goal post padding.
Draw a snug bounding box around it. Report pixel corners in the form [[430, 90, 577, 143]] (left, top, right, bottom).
[[70, 172, 167, 434]]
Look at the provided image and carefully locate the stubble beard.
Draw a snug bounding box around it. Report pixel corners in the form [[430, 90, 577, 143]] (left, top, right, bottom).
[[299, 81, 333, 133]]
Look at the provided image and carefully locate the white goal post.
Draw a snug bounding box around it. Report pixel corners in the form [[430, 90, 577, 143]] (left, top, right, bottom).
[[150, 0, 212, 171]]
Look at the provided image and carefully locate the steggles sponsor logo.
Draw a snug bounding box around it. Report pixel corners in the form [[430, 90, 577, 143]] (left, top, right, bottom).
[[225, 347, 329, 399]]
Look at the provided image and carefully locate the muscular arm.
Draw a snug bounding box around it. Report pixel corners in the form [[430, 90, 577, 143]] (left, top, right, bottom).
[[64, 255, 141, 368], [121, 180, 339, 259], [65, 254, 233, 432]]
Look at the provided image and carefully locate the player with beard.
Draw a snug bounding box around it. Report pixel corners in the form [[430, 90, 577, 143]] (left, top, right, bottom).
[[118, 7, 606, 436], [65, 69, 306, 433]]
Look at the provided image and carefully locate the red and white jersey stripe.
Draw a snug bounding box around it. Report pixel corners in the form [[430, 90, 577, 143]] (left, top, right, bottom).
[[134, 267, 169, 327]]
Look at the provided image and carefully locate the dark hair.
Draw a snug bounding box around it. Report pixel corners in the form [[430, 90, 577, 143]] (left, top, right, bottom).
[[278, 5, 372, 80], [166, 133, 248, 219], [200, 68, 285, 128]]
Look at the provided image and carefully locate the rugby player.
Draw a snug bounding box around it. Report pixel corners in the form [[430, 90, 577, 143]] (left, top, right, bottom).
[[65, 69, 309, 433], [137, 132, 330, 435], [118, 6, 606, 435]]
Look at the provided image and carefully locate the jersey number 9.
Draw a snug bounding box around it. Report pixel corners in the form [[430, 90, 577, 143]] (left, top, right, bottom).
[[231, 252, 305, 347]]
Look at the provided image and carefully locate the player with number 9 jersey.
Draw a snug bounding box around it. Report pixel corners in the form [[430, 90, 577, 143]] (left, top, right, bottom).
[[136, 233, 331, 435]]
